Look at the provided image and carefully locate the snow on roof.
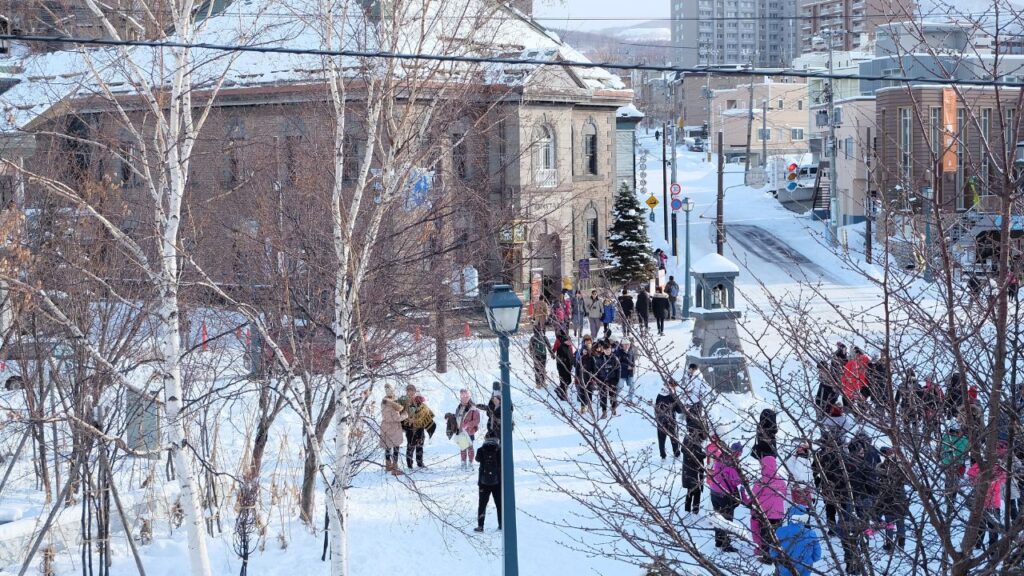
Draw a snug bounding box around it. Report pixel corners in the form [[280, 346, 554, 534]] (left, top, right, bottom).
[[0, 0, 626, 132], [616, 103, 644, 118], [691, 253, 740, 275]]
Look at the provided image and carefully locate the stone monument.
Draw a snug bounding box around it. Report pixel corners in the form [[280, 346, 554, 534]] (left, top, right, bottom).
[[686, 253, 751, 393]]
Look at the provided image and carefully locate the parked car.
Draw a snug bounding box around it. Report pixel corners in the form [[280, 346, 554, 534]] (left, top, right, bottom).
[[689, 141, 705, 152]]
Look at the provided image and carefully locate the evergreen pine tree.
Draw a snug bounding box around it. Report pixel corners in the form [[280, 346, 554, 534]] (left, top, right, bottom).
[[606, 182, 655, 285]]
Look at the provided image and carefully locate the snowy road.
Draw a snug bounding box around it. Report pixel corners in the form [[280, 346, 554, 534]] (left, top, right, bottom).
[[728, 224, 844, 285]]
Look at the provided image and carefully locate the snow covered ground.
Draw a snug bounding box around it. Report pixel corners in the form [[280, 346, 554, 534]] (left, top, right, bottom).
[[4, 137, 894, 576]]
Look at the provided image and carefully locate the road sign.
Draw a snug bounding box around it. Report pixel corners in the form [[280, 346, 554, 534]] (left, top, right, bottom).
[[786, 181, 799, 191], [671, 198, 683, 212], [670, 182, 681, 196], [744, 168, 767, 189], [649, 209, 656, 222], [646, 195, 659, 209]]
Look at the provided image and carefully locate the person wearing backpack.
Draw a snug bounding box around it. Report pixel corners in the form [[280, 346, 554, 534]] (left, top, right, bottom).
[[665, 276, 680, 319], [474, 433, 502, 532], [553, 330, 575, 402]]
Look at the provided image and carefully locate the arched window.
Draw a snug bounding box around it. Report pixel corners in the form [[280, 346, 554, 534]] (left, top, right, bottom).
[[535, 125, 555, 170], [582, 122, 598, 176], [583, 204, 599, 258]]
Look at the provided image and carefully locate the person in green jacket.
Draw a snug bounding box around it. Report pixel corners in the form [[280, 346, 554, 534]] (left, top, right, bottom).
[[939, 418, 969, 501], [530, 325, 550, 389]]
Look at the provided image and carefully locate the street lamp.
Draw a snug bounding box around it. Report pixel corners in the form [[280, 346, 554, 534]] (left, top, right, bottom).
[[682, 197, 696, 319], [482, 284, 522, 576], [922, 183, 934, 283]]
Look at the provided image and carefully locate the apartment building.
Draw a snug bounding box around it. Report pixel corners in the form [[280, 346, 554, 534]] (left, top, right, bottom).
[[799, 0, 916, 54], [710, 80, 810, 164], [673, 0, 798, 68]]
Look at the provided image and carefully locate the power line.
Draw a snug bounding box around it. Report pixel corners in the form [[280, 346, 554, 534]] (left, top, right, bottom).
[[3, 33, 1024, 89]]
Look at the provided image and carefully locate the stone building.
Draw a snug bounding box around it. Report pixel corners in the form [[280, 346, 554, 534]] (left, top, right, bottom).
[[710, 80, 810, 165], [0, 0, 633, 300]]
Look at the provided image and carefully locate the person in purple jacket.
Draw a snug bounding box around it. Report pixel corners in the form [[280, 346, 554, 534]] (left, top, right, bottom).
[[708, 441, 743, 552]]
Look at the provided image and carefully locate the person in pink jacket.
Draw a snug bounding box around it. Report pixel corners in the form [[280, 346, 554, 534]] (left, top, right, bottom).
[[454, 389, 481, 469], [967, 453, 1007, 551], [743, 454, 788, 562], [708, 441, 743, 552]]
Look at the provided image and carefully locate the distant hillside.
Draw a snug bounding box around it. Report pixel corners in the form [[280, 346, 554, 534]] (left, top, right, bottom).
[[552, 23, 674, 65]]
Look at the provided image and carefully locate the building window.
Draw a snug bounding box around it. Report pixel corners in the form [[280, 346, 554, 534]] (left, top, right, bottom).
[[1006, 109, 1016, 154], [583, 123, 598, 176], [930, 107, 941, 156], [534, 124, 557, 188], [956, 107, 965, 210], [452, 133, 468, 179], [584, 206, 600, 258], [982, 108, 991, 195], [791, 128, 805, 141], [899, 108, 912, 186], [797, 99, 803, 110], [777, 98, 784, 109], [758, 128, 771, 141], [845, 137, 855, 159]]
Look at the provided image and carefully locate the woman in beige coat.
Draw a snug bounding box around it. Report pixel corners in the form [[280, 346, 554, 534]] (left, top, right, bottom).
[[381, 385, 407, 475]]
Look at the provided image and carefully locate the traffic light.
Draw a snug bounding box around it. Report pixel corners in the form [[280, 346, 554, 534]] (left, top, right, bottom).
[[701, 122, 709, 139], [785, 163, 799, 191]]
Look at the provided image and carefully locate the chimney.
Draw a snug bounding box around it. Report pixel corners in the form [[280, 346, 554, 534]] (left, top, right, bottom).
[[508, 0, 532, 17]]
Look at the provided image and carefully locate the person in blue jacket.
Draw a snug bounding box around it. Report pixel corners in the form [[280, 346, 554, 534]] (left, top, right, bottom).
[[601, 298, 616, 332], [770, 505, 822, 576]]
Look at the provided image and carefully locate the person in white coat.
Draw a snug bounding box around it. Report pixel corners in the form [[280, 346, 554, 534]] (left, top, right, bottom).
[[785, 443, 816, 507]]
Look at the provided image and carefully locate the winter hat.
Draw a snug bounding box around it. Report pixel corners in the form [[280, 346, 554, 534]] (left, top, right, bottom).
[[414, 395, 425, 404], [730, 442, 743, 454], [968, 386, 979, 402], [829, 404, 844, 417]]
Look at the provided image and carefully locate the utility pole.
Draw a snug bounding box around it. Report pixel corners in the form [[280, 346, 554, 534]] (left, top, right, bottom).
[[825, 29, 843, 241], [671, 123, 679, 258], [743, 65, 756, 173], [717, 130, 725, 255], [662, 121, 669, 241], [761, 98, 768, 168], [865, 126, 873, 264]]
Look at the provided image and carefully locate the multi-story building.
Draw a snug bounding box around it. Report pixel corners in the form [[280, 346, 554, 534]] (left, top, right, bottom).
[[710, 79, 810, 164], [799, 0, 916, 54], [673, 0, 797, 68], [0, 0, 633, 298]]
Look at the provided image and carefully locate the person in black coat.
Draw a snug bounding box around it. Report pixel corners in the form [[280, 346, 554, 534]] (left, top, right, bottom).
[[813, 434, 848, 536], [635, 287, 651, 334], [474, 433, 502, 532], [830, 342, 849, 389], [682, 430, 707, 512], [575, 336, 597, 414], [618, 288, 634, 322], [945, 373, 965, 419], [593, 342, 622, 418], [654, 379, 684, 459], [553, 331, 575, 402], [651, 287, 671, 335], [815, 359, 840, 410], [876, 447, 909, 552]]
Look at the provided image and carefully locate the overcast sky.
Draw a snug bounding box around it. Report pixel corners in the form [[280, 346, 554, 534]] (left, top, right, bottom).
[[532, 0, 670, 31]]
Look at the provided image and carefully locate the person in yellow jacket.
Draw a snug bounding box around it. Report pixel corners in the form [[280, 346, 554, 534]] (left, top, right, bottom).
[[406, 395, 435, 469]]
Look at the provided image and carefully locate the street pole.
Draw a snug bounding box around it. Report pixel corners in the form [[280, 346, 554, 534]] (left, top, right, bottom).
[[706, 66, 713, 163], [662, 121, 669, 241], [717, 130, 725, 255], [499, 334, 518, 576], [865, 126, 873, 264], [671, 212, 678, 258], [683, 201, 693, 319], [826, 30, 842, 241], [671, 124, 679, 258], [743, 69, 755, 174], [761, 97, 768, 168], [923, 183, 934, 283]]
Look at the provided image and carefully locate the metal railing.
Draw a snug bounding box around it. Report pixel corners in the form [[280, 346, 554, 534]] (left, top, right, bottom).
[[534, 169, 558, 188]]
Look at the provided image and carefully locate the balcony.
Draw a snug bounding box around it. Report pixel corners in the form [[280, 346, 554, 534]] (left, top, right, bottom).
[[535, 169, 558, 188]]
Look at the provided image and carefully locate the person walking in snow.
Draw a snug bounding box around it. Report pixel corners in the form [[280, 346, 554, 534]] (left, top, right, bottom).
[[876, 447, 909, 552], [454, 389, 481, 470], [380, 385, 407, 476], [743, 453, 788, 563], [635, 286, 651, 334], [553, 330, 575, 402], [683, 363, 711, 407], [530, 325, 549, 389], [753, 408, 779, 459], [618, 287, 634, 327], [593, 341, 621, 418], [709, 441, 743, 552], [571, 290, 586, 338], [615, 338, 638, 401], [813, 433, 848, 537], [786, 443, 815, 507], [967, 448, 1007, 550], [939, 418, 969, 503], [682, 429, 707, 512], [651, 287, 671, 336], [654, 379, 684, 459], [830, 342, 849, 386], [575, 335, 597, 414], [532, 296, 550, 331], [586, 289, 604, 338], [821, 404, 854, 444], [841, 347, 870, 407], [665, 275, 680, 319], [406, 395, 434, 469], [815, 359, 840, 411], [770, 505, 822, 576], [474, 432, 502, 532]]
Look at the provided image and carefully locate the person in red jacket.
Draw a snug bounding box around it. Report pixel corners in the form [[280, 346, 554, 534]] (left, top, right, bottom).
[[841, 347, 870, 406]]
